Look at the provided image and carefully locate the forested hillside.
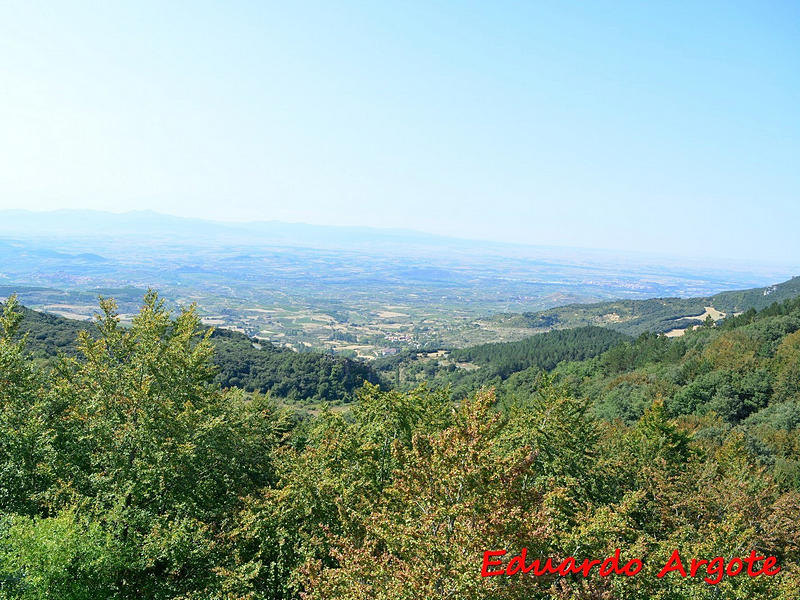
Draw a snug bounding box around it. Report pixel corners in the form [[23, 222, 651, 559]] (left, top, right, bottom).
[[15, 304, 94, 360], [1, 292, 799, 598], [712, 276, 800, 312], [8, 300, 380, 404], [489, 275, 800, 336], [548, 295, 800, 487], [450, 326, 630, 372], [210, 328, 380, 402], [373, 326, 629, 399]]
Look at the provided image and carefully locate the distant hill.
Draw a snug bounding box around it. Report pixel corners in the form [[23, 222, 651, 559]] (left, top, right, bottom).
[[373, 325, 630, 398], [711, 277, 800, 312], [553, 293, 800, 427], [488, 276, 800, 336], [9, 302, 381, 404], [208, 328, 381, 403], [448, 326, 631, 375]]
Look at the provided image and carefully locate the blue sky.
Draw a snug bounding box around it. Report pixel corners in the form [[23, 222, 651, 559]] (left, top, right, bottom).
[[1, 1, 798, 263]]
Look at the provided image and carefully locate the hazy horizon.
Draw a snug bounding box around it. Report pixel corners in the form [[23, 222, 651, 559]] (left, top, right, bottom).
[[2, 2, 799, 263], [1, 207, 798, 273]]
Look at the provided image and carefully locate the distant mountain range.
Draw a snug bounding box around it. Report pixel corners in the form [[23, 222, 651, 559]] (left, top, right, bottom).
[[1, 208, 794, 276]]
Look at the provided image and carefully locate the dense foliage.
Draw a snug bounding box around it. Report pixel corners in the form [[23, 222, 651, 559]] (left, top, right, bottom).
[[0, 293, 799, 598], [556, 296, 800, 427], [210, 329, 381, 403], [449, 326, 629, 374], [15, 305, 94, 361]]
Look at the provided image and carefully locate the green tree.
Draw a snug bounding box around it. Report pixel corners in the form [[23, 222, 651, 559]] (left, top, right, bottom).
[[1, 292, 280, 599], [0, 295, 52, 515]]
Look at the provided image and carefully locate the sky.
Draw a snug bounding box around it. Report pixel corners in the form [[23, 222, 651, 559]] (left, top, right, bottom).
[[1, 1, 798, 264]]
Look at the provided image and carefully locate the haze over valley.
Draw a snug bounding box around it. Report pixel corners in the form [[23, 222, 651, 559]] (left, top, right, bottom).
[[2, 209, 795, 358]]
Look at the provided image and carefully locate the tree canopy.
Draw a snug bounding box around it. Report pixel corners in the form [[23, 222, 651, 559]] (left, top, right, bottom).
[[0, 293, 799, 598]]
